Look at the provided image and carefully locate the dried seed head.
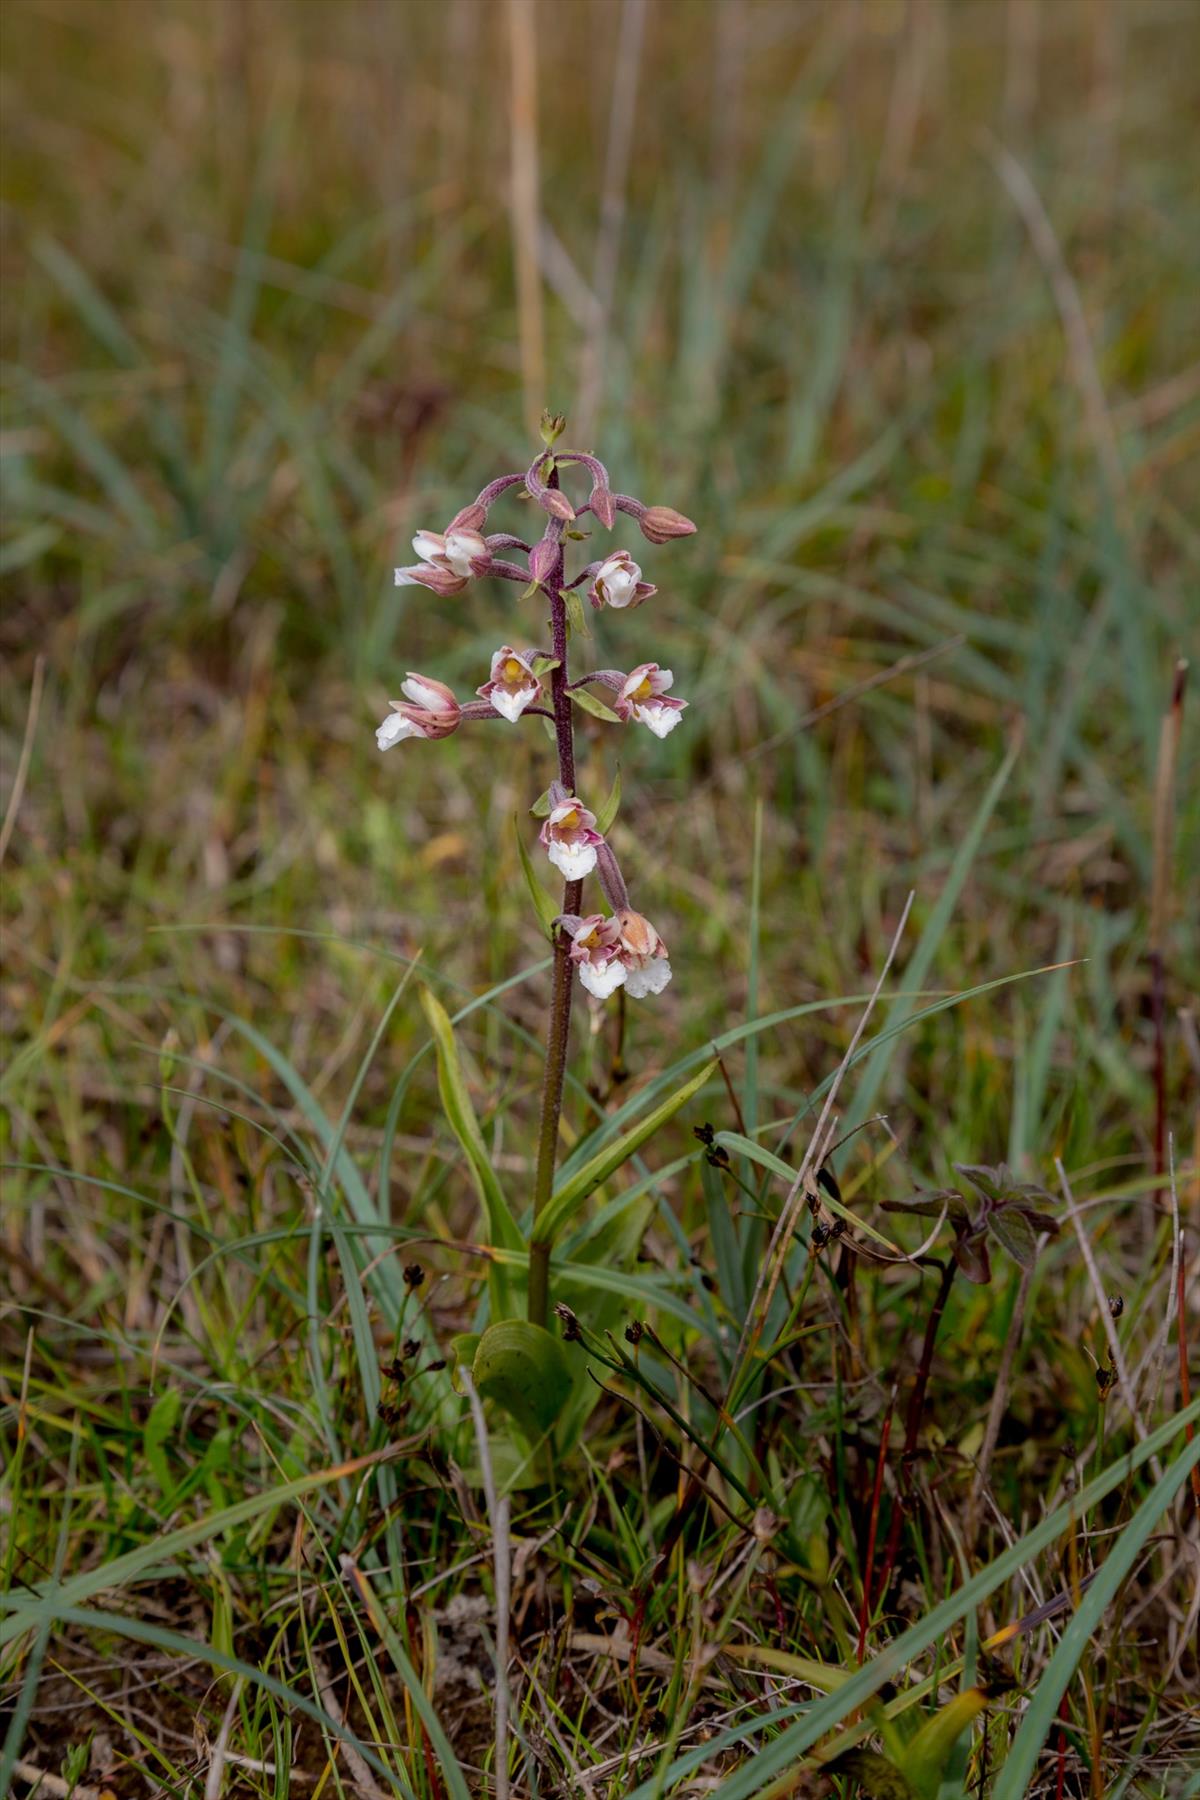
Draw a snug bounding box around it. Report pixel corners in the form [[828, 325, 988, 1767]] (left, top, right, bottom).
[[403, 1262, 426, 1288], [554, 1302, 582, 1341]]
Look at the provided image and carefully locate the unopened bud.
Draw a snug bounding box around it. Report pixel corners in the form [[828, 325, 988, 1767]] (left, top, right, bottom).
[[639, 505, 697, 545], [448, 501, 488, 535], [541, 488, 576, 523], [539, 410, 567, 446], [528, 538, 558, 586], [590, 485, 616, 529]]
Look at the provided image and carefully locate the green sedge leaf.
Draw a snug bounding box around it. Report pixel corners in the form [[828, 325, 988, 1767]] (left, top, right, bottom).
[[532, 1062, 716, 1249], [715, 1131, 899, 1251]]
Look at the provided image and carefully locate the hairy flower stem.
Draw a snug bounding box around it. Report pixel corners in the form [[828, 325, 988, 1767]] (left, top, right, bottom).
[[528, 516, 580, 1330]]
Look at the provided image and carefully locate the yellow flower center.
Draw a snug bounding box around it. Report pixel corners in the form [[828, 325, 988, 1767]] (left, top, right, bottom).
[[559, 808, 579, 829], [633, 677, 654, 701], [504, 658, 525, 683]]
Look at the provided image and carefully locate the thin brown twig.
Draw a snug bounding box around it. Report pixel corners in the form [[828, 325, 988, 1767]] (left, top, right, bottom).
[[0, 653, 45, 866]]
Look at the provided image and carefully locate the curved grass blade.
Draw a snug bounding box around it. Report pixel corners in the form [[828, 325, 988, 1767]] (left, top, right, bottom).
[[531, 1061, 716, 1250], [622, 1399, 1200, 1798], [991, 1430, 1200, 1800]]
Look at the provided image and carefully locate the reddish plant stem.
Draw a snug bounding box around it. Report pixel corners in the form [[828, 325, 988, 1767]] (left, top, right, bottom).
[[528, 503, 581, 1330], [874, 1256, 957, 1612], [856, 1392, 894, 1664]]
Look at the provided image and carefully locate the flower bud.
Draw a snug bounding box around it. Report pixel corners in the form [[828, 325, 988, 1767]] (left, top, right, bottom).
[[539, 410, 567, 446], [375, 672, 462, 749], [394, 562, 469, 597], [639, 505, 697, 545], [447, 501, 488, 535], [588, 550, 655, 611], [528, 538, 559, 587], [542, 488, 576, 522], [590, 484, 616, 529]]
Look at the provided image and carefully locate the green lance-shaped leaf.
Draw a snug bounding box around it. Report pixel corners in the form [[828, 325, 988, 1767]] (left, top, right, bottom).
[[568, 686, 622, 723], [532, 1062, 716, 1250], [472, 1320, 573, 1442], [419, 988, 523, 1263], [514, 817, 561, 940], [716, 1131, 899, 1252], [902, 1687, 990, 1800], [593, 763, 622, 835]]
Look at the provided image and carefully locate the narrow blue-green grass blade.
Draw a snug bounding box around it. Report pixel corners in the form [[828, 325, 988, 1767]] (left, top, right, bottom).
[[221, 1013, 402, 1302], [320, 965, 418, 1197], [0, 1446, 402, 1633], [715, 1132, 899, 1252], [202, 108, 288, 495], [14, 370, 160, 545], [842, 735, 1021, 1134], [0, 524, 60, 574], [701, 1155, 746, 1324], [744, 798, 763, 1142], [0, 1433, 77, 1793], [28, 1608, 414, 1797], [992, 1431, 1200, 1800], [622, 1399, 1200, 1799]]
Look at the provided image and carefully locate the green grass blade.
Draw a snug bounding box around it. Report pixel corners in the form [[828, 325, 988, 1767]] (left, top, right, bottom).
[[531, 1061, 716, 1249], [623, 1399, 1200, 1798], [991, 1431, 1200, 1800], [715, 1132, 899, 1251], [418, 986, 523, 1254]]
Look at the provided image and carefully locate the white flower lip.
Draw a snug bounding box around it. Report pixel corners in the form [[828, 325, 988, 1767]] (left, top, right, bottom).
[[580, 958, 627, 999], [376, 711, 421, 750], [634, 700, 683, 738], [624, 956, 672, 999], [547, 837, 599, 880], [489, 683, 537, 722]]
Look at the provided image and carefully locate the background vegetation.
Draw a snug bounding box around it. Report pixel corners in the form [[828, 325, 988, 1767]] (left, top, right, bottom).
[[2, 1, 1197, 1795]]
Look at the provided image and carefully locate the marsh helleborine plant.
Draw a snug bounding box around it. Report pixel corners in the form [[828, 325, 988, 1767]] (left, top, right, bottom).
[[376, 420, 696, 1329]]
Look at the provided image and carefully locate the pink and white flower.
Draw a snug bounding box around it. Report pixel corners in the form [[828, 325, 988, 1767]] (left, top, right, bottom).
[[563, 913, 626, 999], [539, 797, 604, 880], [394, 524, 492, 596], [476, 646, 543, 723], [375, 673, 462, 750], [588, 550, 656, 611], [617, 908, 672, 998], [614, 663, 687, 739], [411, 525, 492, 581], [393, 560, 469, 597]]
